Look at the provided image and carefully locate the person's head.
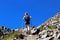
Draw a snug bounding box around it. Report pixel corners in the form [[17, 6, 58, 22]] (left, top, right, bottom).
[[25, 12, 28, 15]]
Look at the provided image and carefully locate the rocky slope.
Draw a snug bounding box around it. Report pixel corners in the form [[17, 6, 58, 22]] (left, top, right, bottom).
[[11, 12, 60, 40], [1, 12, 60, 40], [38, 12, 60, 28], [0, 26, 20, 40], [0, 26, 12, 40]]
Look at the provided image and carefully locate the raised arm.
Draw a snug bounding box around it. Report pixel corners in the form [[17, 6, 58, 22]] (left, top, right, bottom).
[[23, 16, 25, 20]]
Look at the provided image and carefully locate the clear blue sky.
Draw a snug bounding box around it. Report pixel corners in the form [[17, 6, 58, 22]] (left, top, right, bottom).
[[0, 0, 60, 29]]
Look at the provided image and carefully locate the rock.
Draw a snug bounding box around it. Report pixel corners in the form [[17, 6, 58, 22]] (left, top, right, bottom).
[[31, 28, 36, 34], [26, 35, 37, 40], [57, 33, 60, 39], [41, 33, 47, 38], [49, 37, 54, 40]]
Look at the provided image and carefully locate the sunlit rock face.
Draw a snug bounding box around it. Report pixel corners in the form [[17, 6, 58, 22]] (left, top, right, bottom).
[[47, 12, 60, 26], [37, 12, 60, 30]]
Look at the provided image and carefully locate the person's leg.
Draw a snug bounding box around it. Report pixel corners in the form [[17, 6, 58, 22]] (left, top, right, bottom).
[[27, 24, 30, 31], [26, 21, 30, 31]]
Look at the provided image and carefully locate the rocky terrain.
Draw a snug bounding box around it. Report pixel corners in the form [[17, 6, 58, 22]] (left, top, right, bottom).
[[0, 12, 60, 40], [0, 26, 15, 40]]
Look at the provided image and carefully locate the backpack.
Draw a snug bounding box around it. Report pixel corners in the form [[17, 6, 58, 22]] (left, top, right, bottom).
[[24, 15, 30, 21]]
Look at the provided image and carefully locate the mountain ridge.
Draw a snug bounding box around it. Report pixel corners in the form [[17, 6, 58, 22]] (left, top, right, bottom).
[[37, 12, 60, 28]]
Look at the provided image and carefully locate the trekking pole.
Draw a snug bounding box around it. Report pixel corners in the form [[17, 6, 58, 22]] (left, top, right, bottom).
[[30, 19, 33, 29]]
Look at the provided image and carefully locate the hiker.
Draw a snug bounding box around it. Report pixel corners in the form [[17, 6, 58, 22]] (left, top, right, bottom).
[[23, 12, 31, 31]]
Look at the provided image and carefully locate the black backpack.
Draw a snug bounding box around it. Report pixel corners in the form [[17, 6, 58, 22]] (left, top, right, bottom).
[[24, 15, 30, 21]]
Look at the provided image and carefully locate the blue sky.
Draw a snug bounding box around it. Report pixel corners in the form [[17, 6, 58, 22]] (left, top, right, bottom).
[[0, 0, 60, 29]]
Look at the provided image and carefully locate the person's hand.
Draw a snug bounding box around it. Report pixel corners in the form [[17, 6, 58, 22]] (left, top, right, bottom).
[[30, 16, 32, 18], [23, 16, 25, 20]]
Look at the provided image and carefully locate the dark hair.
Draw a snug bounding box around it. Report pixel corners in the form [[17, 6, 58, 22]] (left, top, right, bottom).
[[25, 12, 28, 15]]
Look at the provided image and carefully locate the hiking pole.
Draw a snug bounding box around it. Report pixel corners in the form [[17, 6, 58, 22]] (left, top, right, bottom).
[[30, 19, 33, 29]]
